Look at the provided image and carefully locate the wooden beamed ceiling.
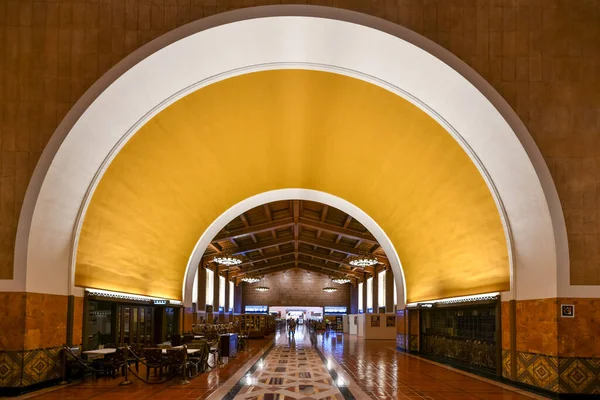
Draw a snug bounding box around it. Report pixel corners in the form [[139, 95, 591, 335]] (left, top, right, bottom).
[[201, 200, 388, 284]]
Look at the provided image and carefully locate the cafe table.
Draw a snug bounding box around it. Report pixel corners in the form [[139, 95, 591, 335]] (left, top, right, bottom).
[[83, 347, 200, 356]]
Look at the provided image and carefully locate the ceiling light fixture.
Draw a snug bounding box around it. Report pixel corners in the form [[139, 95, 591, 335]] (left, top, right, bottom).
[[241, 276, 260, 283], [331, 277, 351, 284], [323, 287, 338, 293], [213, 252, 242, 266], [255, 277, 270, 292], [348, 251, 378, 268]]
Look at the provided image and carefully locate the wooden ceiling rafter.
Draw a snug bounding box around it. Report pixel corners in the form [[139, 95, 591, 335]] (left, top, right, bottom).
[[211, 218, 294, 243], [204, 200, 386, 280]]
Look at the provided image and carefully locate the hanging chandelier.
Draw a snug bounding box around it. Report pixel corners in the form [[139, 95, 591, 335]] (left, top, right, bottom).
[[255, 277, 270, 292], [213, 252, 242, 266], [323, 287, 338, 293], [348, 252, 378, 268], [331, 277, 351, 284], [241, 276, 260, 283]]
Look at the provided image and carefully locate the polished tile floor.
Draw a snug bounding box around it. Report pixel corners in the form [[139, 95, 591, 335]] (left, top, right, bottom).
[[316, 331, 545, 400], [212, 328, 352, 399], [21, 338, 273, 400], [21, 327, 546, 400]]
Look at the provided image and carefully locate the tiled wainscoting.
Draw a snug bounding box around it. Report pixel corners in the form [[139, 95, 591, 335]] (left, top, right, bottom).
[[0, 347, 62, 389], [516, 351, 600, 394]]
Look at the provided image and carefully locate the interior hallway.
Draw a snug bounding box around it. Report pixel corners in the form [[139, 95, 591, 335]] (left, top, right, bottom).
[[20, 326, 548, 400]]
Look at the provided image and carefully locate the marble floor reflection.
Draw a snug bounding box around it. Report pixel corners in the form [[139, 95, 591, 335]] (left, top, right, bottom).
[[21, 326, 547, 400], [219, 325, 357, 399]]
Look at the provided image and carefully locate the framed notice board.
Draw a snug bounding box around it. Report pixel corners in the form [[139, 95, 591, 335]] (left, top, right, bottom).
[[371, 315, 380, 327]]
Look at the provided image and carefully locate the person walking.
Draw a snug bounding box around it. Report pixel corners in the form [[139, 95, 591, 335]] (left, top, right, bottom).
[[289, 318, 296, 337]]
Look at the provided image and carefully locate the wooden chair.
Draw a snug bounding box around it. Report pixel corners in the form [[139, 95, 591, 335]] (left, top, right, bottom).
[[96, 348, 126, 378], [166, 348, 188, 376], [144, 348, 165, 380]]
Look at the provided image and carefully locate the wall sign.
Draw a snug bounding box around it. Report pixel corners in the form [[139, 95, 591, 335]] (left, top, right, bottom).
[[324, 306, 347, 314], [386, 316, 396, 327], [561, 304, 575, 318], [245, 305, 268, 314], [371, 315, 380, 327]]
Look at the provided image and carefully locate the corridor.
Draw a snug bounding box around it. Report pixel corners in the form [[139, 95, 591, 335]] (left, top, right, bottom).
[[206, 326, 544, 400], [20, 326, 548, 400]]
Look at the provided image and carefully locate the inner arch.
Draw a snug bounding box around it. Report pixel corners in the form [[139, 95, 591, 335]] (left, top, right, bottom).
[[75, 69, 509, 302], [182, 189, 407, 307]]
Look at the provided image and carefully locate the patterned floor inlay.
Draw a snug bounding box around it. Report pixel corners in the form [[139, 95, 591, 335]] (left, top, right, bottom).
[[224, 328, 350, 400]]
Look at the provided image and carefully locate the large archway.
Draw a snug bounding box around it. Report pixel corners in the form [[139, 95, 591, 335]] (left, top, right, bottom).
[[10, 6, 571, 306]]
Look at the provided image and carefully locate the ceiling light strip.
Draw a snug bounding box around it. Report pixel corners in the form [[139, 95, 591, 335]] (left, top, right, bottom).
[[406, 292, 500, 307], [85, 288, 176, 302]]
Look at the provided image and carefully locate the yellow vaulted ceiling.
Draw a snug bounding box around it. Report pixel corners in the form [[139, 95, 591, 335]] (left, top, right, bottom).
[[76, 69, 510, 302]]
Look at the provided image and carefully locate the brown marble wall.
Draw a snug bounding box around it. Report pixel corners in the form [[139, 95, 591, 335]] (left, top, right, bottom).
[[501, 301, 511, 350], [0, 292, 26, 351], [72, 296, 84, 346], [515, 298, 558, 356], [0, 292, 69, 351], [0, 292, 67, 389], [23, 293, 68, 350], [241, 270, 350, 308], [557, 298, 600, 358], [502, 297, 600, 394]]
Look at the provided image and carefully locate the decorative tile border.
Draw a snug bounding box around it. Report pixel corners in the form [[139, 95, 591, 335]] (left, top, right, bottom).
[[501, 349, 511, 379], [559, 357, 600, 394], [0, 347, 62, 388], [0, 351, 22, 387], [514, 351, 600, 395], [516, 351, 559, 392]]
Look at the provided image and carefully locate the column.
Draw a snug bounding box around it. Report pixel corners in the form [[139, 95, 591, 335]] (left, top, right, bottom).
[[386, 268, 395, 313], [373, 269, 379, 312], [214, 265, 221, 321], [350, 284, 358, 314], [197, 261, 206, 313], [362, 273, 368, 313], [224, 271, 230, 321], [234, 283, 243, 314]]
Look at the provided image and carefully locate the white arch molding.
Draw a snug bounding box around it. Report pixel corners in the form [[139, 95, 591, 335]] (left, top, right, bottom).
[[186, 189, 407, 307], [7, 5, 581, 304]]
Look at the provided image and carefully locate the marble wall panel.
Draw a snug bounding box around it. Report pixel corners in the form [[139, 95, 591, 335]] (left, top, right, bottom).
[[24, 293, 67, 350], [557, 298, 600, 358], [516, 298, 558, 356], [501, 301, 511, 350], [0, 293, 26, 351], [72, 296, 84, 346]]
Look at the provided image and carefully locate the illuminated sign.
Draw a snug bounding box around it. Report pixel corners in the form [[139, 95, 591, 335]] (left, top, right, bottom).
[[245, 305, 268, 314], [153, 300, 167, 305], [324, 306, 347, 314]]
